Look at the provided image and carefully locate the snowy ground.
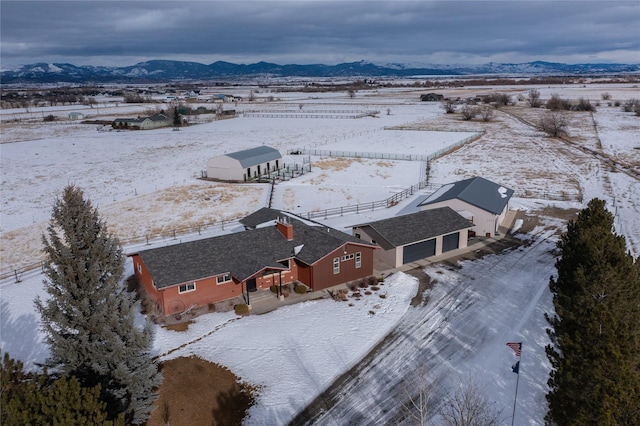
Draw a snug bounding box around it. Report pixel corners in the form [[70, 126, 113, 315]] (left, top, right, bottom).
[[1, 83, 638, 425]]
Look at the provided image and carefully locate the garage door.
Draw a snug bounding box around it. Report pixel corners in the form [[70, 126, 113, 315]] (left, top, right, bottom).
[[403, 239, 436, 264], [442, 232, 460, 252]]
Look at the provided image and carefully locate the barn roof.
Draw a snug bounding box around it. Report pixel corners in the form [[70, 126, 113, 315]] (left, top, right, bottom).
[[131, 209, 374, 289], [418, 176, 513, 215], [352, 207, 474, 249], [225, 146, 281, 168]]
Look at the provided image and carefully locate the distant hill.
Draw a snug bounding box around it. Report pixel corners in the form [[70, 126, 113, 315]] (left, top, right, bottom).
[[1, 59, 638, 84]]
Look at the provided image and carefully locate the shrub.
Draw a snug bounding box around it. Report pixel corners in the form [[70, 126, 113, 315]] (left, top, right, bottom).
[[269, 285, 279, 293], [358, 279, 368, 289], [43, 114, 56, 122], [294, 285, 307, 294], [572, 97, 596, 112], [365, 291, 372, 295], [234, 304, 249, 315], [546, 94, 571, 111], [367, 275, 378, 286], [371, 286, 380, 291], [379, 294, 387, 299]]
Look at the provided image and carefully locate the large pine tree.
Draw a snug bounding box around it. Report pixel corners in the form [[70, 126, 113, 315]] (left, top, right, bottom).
[[35, 185, 162, 424], [546, 198, 640, 425]]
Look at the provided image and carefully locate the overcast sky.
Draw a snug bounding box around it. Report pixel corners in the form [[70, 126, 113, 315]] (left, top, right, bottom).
[[1, 1, 639, 68]]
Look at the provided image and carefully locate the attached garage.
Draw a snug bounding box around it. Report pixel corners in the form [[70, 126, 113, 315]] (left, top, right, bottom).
[[442, 232, 460, 252], [403, 239, 436, 264], [352, 207, 474, 269]]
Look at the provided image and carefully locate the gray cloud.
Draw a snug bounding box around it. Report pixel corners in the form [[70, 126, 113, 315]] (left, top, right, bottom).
[[1, 1, 638, 67]]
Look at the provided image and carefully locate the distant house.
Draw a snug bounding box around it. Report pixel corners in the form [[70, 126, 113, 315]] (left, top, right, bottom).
[[128, 208, 377, 315], [420, 93, 444, 102], [111, 113, 171, 130], [206, 145, 282, 181], [418, 176, 514, 236], [352, 207, 474, 268], [68, 111, 85, 120]]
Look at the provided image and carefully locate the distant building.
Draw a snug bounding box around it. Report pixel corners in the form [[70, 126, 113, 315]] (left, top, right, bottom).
[[420, 93, 444, 102], [206, 146, 282, 181], [68, 111, 85, 120], [111, 113, 171, 130], [418, 176, 514, 236]]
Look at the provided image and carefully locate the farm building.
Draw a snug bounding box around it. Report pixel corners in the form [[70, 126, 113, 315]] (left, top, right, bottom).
[[68, 111, 85, 120], [112, 113, 171, 130], [351, 207, 474, 269], [420, 93, 444, 102], [418, 176, 514, 236], [206, 145, 282, 181], [128, 208, 377, 315]]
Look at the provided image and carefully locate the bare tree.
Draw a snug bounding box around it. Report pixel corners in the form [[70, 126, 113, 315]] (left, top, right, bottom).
[[527, 89, 542, 108], [441, 99, 456, 114], [437, 375, 503, 426], [460, 105, 479, 121], [399, 366, 438, 426], [479, 106, 495, 122], [539, 111, 570, 137]]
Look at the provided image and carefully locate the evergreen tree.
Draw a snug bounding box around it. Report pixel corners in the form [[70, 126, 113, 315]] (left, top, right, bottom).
[[34, 185, 162, 424], [173, 106, 181, 127], [1, 351, 122, 425], [545, 198, 640, 425]]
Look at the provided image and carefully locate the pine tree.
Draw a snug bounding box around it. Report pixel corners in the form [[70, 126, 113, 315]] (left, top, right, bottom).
[[545, 198, 640, 425], [35, 185, 162, 424], [1, 351, 123, 425], [173, 106, 181, 127]]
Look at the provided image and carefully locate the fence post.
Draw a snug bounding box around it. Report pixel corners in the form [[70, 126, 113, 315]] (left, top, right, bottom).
[[14, 269, 21, 283]]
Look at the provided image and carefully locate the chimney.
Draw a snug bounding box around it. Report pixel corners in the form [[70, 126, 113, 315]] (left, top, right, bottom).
[[276, 217, 294, 241]]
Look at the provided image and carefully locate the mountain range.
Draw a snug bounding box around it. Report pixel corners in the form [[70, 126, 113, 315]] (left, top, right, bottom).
[[1, 60, 638, 84]]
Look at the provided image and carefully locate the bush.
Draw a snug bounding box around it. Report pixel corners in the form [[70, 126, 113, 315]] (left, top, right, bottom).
[[269, 285, 279, 293], [546, 94, 571, 111], [357, 279, 368, 289], [234, 304, 249, 315], [294, 285, 307, 294], [43, 114, 56, 122], [572, 97, 596, 112]]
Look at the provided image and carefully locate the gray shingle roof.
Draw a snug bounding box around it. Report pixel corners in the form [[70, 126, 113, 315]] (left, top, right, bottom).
[[418, 176, 513, 215], [353, 207, 474, 248], [226, 146, 281, 168], [132, 210, 375, 289]]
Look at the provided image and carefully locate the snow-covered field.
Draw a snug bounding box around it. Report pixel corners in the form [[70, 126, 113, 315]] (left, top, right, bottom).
[[1, 83, 638, 425]]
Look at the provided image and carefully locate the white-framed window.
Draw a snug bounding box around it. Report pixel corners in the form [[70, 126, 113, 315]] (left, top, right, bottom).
[[333, 257, 340, 274], [178, 282, 196, 293], [355, 252, 362, 268], [341, 254, 354, 261], [216, 274, 231, 284]]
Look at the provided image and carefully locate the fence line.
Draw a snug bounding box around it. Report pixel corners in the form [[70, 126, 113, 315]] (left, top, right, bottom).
[[243, 112, 377, 119]]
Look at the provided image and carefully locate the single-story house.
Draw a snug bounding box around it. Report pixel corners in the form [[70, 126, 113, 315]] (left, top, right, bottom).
[[420, 93, 444, 102], [128, 208, 377, 315], [112, 113, 171, 130], [351, 207, 474, 268], [206, 146, 282, 182], [418, 176, 514, 236], [68, 111, 85, 120]]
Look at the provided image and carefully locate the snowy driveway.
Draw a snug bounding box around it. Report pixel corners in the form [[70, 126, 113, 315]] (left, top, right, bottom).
[[291, 226, 557, 425]]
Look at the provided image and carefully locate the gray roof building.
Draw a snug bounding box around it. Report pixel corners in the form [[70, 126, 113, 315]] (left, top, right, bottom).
[[226, 146, 281, 168], [132, 209, 374, 289], [352, 207, 474, 250], [418, 176, 513, 215]]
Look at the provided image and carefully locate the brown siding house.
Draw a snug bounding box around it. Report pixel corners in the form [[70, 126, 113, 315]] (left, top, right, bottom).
[[129, 208, 377, 315]]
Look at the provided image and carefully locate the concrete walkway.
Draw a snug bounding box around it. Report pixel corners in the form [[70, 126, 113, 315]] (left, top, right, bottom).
[[248, 210, 519, 316]]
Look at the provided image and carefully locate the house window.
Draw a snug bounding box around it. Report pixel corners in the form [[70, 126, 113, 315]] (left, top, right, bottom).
[[355, 252, 361, 268], [333, 257, 340, 274], [179, 282, 196, 293], [216, 274, 231, 284], [341, 254, 354, 261], [355, 232, 361, 239]]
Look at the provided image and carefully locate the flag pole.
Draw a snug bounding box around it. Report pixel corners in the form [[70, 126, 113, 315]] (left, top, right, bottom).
[[511, 356, 520, 426]]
